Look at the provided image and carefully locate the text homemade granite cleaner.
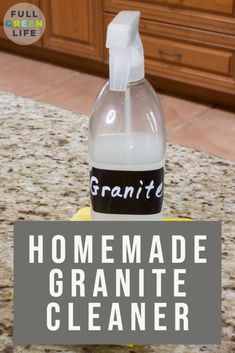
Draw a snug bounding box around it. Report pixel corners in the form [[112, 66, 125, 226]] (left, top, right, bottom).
[[89, 11, 166, 220]]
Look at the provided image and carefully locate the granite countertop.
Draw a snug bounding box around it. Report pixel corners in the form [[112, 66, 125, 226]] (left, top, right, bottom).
[[0, 91, 234, 353]]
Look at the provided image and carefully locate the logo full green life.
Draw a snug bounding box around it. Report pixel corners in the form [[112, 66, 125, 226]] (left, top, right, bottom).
[[4, 3, 46, 45], [5, 9, 43, 37]]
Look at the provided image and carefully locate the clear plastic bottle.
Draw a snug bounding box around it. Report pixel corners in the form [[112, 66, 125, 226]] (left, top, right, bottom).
[[89, 79, 166, 220], [89, 11, 166, 220]]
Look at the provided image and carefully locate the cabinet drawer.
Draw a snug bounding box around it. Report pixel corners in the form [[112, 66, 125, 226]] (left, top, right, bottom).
[[103, 0, 235, 35], [103, 14, 235, 94], [104, 0, 234, 15], [104, 14, 234, 76], [143, 35, 233, 75], [160, 0, 234, 14]]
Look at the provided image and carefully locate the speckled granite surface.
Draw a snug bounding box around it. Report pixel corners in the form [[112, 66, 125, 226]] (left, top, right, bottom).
[[0, 91, 234, 353]]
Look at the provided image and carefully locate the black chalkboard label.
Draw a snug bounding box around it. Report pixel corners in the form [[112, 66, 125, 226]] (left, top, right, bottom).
[[90, 167, 164, 215]]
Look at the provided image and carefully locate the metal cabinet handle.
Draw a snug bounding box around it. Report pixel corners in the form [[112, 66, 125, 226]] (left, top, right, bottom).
[[158, 49, 182, 59]]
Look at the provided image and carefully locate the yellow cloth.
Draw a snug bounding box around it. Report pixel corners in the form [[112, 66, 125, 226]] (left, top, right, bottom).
[[71, 207, 91, 221]]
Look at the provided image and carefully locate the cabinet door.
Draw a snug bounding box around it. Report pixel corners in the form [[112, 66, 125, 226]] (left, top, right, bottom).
[[0, 0, 39, 39], [40, 0, 103, 61]]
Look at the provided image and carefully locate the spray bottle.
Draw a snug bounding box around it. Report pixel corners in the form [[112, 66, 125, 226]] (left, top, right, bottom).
[[89, 11, 166, 220]]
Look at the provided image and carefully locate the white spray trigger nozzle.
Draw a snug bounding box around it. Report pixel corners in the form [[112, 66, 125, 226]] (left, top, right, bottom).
[[106, 11, 144, 91]]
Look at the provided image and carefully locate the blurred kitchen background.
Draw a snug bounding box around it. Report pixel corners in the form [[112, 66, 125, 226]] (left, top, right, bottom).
[[0, 0, 235, 161]]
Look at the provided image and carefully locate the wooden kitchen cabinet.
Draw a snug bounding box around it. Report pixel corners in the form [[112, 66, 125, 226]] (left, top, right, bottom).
[[0, 0, 235, 106], [40, 0, 103, 61]]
